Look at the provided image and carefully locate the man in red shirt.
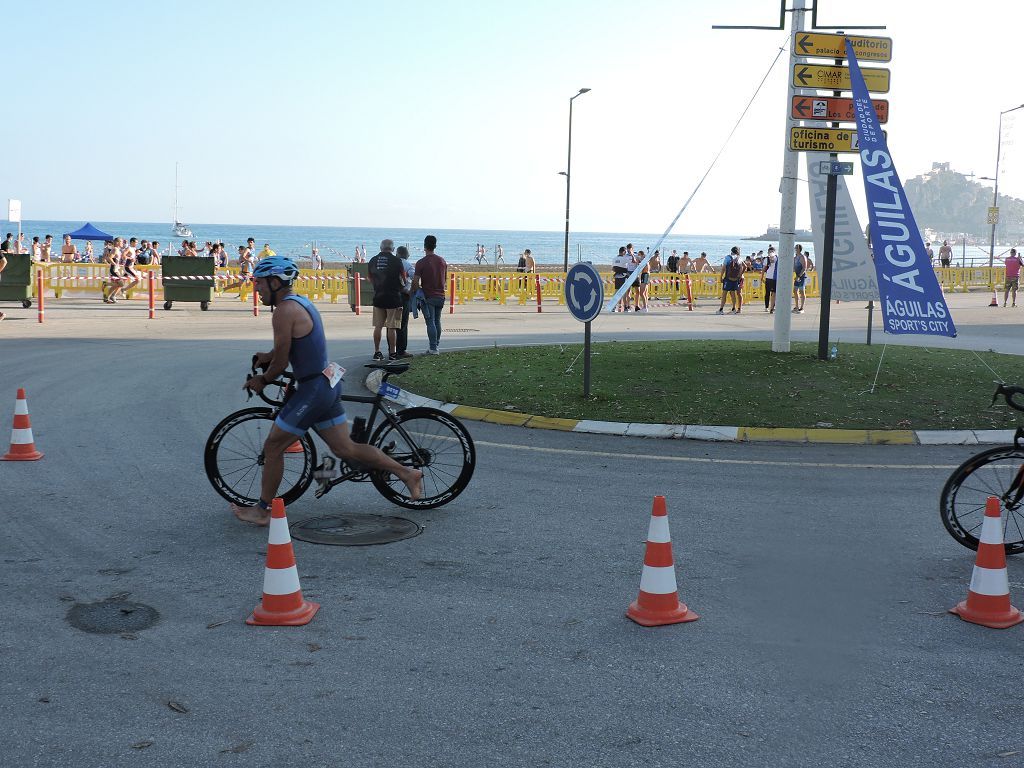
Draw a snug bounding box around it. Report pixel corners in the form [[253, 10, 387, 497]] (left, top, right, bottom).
[[1004, 248, 1024, 308], [412, 234, 447, 354]]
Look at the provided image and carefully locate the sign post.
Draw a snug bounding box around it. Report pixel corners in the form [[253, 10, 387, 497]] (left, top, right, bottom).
[[564, 263, 603, 397]]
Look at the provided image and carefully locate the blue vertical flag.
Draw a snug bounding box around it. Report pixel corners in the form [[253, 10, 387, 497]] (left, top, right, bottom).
[[845, 40, 956, 337]]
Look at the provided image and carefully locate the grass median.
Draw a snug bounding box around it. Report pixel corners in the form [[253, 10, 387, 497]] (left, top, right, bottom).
[[396, 341, 1024, 430]]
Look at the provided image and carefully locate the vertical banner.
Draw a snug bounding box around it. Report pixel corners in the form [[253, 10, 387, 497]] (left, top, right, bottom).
[[846, 40, 956, 337], [8, 199, 21, 223], [805, 152, 878, 301]]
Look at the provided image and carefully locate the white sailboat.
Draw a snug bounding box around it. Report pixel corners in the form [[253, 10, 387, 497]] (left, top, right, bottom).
[[172, 163, 194, 238]]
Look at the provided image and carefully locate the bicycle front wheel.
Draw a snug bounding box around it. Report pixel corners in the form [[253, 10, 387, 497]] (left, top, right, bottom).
[[940, 445, 1024, 555], [204, 407, 317, 506], [369, 407, 475, 509]]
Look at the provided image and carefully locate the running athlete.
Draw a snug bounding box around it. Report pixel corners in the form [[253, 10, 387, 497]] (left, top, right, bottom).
[[232, 256, 422, 525]]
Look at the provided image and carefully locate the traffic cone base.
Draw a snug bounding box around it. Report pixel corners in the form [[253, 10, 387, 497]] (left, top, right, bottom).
[[627, 496, 698, 627], [247, 499, 319, 627], [2, 388, 43, 461], [950, 496, 1024, 629]]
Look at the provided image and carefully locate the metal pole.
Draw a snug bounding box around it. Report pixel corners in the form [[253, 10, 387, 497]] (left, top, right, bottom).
[[817, 51, 843, 361], [583, 320, 592, 397], [563, 95, 573, 273], [771, 0, 806, 353], [867, 300, 873, 345], [563, 89, 590, 273], [988, 110, 1002, 286]]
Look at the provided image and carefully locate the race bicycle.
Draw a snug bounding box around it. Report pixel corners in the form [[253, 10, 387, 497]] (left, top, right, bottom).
[[940, 383, 1024, 554], [204, 359, 475, 509]]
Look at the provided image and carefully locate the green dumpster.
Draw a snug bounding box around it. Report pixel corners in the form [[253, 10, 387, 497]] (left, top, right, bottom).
[[0, 253, 34, 308], [346, 262, 375, 312], [162, 256, 214, 311]]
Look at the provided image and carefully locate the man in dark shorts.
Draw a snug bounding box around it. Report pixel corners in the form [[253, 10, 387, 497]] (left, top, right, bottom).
[[232, 256, 422, 525], [368, 239, 407, 361]]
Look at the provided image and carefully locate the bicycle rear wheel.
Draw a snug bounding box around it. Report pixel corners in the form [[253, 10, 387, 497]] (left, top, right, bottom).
[[204, 407, 317, 506], [940, 445, 1024, 554], [369, 407, 475, 509]]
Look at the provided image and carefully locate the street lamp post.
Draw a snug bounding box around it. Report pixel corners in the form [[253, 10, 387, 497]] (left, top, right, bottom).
[[988, 103, 1024, 278], [562, 88, 591, 272]]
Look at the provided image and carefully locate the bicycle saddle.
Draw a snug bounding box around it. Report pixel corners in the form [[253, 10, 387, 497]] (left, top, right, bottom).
[[365, 361, 410, 374]]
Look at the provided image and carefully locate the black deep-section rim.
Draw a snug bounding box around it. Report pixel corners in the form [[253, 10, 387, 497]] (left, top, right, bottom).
[[940, 445, 1024, 555], [204, 407, 316, 506], [368, 407, 475, 510]]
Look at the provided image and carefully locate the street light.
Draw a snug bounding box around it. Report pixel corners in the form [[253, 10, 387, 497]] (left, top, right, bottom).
[[562, 87, 591, 272], [987, 103, 1024, 275]]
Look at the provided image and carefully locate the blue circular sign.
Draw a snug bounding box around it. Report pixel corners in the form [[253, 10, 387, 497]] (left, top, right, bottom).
[[564, 263, 603, 323]]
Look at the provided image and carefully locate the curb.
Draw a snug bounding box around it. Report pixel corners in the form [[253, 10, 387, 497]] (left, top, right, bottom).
[[363, 370, 1012, 446]]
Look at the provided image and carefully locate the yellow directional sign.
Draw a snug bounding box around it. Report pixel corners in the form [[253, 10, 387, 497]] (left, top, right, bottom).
[[789, 127, 883, 153], [793, 64, 890, 93], [795, 32, 893, 62]]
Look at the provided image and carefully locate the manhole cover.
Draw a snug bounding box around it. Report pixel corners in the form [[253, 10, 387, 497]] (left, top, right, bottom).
[[66, 599, 160, 634], [290, 514, 423, 546]]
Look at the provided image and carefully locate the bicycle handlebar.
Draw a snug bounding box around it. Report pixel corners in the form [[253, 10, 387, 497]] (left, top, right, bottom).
[[992, 383, 1024, 413]]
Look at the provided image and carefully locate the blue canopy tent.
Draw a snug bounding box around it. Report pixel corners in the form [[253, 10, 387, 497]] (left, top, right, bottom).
[[63, 222, 113, 241]]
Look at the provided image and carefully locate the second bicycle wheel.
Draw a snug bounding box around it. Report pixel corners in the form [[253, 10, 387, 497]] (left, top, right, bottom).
[[369, 407, 475, 510], [940, 445, 1024, 555], [204, 407, 317, 506]]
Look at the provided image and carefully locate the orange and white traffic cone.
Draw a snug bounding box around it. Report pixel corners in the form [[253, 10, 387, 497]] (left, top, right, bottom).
[[627, 496, 699, 627], [990, 287, 999, 307], [247, 498, 319, 626], [2, 388, 43, 461], [950, 496, 1024, 629]]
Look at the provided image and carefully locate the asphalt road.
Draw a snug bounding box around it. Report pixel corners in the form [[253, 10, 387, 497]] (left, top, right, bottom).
[[2, 334, 1023, 768]]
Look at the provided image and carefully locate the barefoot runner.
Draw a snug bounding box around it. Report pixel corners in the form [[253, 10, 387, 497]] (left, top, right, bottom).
[[231, 256, 423, 525]]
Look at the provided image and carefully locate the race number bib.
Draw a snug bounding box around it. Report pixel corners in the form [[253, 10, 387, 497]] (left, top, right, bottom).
[[322, 362, 345, 387]]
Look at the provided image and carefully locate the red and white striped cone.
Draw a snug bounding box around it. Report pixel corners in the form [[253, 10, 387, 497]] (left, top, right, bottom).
[[627, 496, 698, 627], [950, 496, 1024, 629], [2, 388, 44, 461], [247, 498, 319, 626]]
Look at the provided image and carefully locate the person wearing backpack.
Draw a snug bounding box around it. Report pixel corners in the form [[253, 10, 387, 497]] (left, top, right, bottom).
[[793, 244, 808, 314], [717, 246, 745, 314]]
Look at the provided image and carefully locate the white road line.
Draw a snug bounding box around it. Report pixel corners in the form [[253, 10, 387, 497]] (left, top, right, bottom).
[[471, 439, 960, 471]]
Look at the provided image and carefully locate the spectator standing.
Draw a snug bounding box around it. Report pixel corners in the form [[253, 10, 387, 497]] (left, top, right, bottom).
[[925, 242, 935, 265], [258, 243, 276, 260], [612, 246, 631, 312], [0, 233, 12, 255], [667, 250, 679, 274], [150, 241, 161, 265], [412, 234, 447, 355], [40, 235, 53, 262], [939, 240, 952, 267], [368, 239, 406, 361], [717, 246, 745, 314], [763, 247, 778, 313], [636, 250, 651, 312], [394, 245, 415, 358], [61, 234, 78, 263], [311, 246, 323, 270], [32, 236, 42, 261], [793, 244, 808, 314], [1004, 248, 1023, 307]]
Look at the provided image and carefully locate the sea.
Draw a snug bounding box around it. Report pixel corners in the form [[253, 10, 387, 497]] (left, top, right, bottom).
[[2, 219, 998, 268]]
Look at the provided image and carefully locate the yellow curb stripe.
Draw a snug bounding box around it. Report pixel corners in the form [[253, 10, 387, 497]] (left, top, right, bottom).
[[739, 427, 807, 442], [806, 429, 869, 444], [450, 406, 494, 422], [481, 410, 532, 426], [525, 415, 580, 431]]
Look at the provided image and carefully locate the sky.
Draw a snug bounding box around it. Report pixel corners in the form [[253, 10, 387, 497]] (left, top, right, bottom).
[[3, 0, 1023, 235]]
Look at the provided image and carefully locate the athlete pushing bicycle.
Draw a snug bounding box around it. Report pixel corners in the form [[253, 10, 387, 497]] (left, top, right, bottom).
[[231, 256, 422, 525]]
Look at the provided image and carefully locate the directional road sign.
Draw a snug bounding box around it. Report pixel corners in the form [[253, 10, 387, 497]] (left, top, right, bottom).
[[793, 64, 890, 93], [789, 127, 884, 153], [989, 207, 1000, 226], [792, 96, 889, 124], [818, 161, 854, 176], [795, 32, 893, 62], [565, 263, 603, 323]]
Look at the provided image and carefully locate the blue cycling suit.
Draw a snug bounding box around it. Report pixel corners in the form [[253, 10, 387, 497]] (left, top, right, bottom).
[[275, 295, 347, 436]]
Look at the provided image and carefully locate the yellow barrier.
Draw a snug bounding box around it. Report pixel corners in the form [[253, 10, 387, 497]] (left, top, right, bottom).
[[32, 264, 1007, 308]]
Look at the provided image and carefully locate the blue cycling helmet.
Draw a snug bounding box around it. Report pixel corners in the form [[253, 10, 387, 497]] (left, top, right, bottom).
[[252, 255, 299, 284]]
